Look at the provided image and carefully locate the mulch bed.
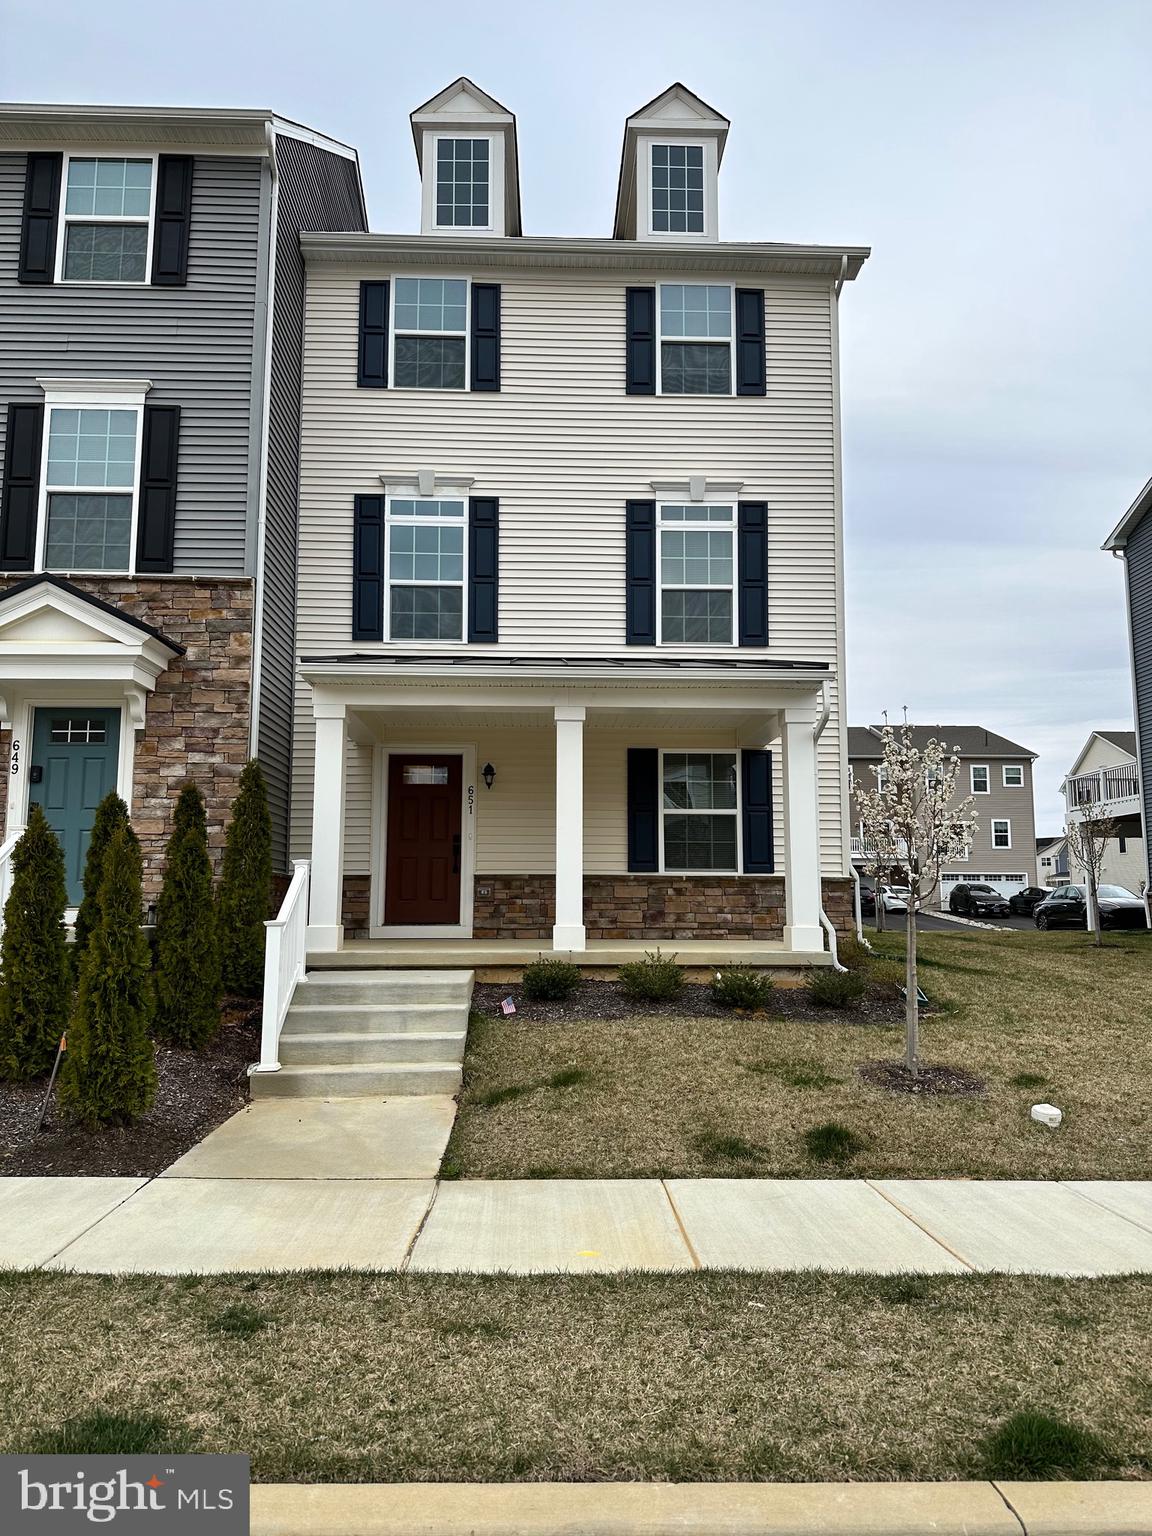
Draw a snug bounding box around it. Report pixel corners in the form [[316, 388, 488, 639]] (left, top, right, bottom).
[[0, 1001, 261, 1177], [858, 1060, 986, 1097], [472, 979, 904, 1027]]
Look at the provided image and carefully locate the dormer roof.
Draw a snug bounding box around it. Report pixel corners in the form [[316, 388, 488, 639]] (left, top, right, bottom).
[[614, 83, 730, 240], [410, 77, 521, 236]]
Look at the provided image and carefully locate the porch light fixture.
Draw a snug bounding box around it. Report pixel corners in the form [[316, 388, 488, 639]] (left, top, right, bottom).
[[482, 762, 496, 790]]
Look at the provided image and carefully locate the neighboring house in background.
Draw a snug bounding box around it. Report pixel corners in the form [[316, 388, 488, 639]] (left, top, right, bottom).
[[291, 79, 869, 957], [0, 103, 366, 905], [1104, 477, 1152, 887], [1060, 730, 1145, 893], [1035, 834, 1068, 887], [848, 725, 1038, 908]]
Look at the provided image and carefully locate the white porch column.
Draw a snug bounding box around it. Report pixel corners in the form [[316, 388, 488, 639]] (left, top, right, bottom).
[[553, 704, 586, 951], [306, 703, 347, 952], [780, 703, 825, 954]]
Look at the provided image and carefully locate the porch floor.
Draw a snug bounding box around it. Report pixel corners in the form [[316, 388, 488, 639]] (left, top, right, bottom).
[[308, 938, 834, 972]]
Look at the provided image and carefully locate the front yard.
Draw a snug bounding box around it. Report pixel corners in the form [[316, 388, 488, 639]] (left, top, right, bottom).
[[443, 929, 1152, 1180]]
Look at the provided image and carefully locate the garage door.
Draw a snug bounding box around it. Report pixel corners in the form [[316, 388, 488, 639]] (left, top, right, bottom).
[[941, 872, 1028, 905]]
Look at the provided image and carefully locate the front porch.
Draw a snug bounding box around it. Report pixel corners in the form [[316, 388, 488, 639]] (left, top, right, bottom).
[[308, 935, 834, 976]]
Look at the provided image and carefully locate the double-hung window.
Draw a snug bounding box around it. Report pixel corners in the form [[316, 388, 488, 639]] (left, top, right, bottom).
[[1003, 764, 1024, 787], [434, 137, 490, 229], [392, 277, 468, 389], [661, 751, 739, 871], [971, 764, 990, 794], [658, 503, 734, 644], [386, 498, 466, 641], [40, 402, 141, 571], [659, 284, 733, 394], [650, 143, 705, 234], [58, 155, 154, 283], [991, 819, 1012, 850]]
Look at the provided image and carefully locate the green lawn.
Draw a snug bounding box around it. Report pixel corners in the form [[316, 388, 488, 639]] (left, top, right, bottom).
[[444, 929, 1152, 1179], [1, 1271, 1149, 1482]]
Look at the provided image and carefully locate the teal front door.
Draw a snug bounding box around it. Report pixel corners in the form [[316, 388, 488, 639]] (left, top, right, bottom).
[[28, 708, 122, 905]]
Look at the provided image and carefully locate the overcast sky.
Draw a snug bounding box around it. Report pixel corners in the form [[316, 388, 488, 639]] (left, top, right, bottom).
[[5, 0, 1149, 832]]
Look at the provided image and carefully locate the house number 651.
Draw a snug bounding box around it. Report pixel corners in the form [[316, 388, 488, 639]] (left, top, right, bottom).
[[9, 739, 18, 776]]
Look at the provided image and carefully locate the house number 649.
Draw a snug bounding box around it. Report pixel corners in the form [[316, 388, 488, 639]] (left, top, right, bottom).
[[9, 739, 18, 776]]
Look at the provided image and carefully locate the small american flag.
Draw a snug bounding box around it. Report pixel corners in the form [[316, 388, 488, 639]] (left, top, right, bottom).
[[501, 996, 517, 1015]]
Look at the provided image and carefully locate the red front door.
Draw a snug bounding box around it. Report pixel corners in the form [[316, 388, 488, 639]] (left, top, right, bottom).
[[384, 755, 463, 925]]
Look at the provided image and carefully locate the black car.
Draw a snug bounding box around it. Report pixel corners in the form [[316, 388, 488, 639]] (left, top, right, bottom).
[[1034, 884, 1148, 931], [949, 882, 1010, 917], [1008, 886, 1054, 915], [858, 885, 876, 917]]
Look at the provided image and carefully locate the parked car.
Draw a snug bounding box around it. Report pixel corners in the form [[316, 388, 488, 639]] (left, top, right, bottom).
[[1034, 884, 1148, 931], [949, 882, 1010, 917], [1008, 886, 1055, 915], [858, 885, 876, 917], [879, 885, 912, 913]]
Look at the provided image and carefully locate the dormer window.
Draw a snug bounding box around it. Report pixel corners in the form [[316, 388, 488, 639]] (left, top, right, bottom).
[[614, 85, 728, 243], [434, 137, 490, 229], [651, 144, 704, 234]]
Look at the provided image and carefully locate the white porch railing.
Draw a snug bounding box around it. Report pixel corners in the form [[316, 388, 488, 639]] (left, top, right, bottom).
[[1065, 765, 1140, 818], [253, 859, 310, 1074], [0, 833, 18, 942]]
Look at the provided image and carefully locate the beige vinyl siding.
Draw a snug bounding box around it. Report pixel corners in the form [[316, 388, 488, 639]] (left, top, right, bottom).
[[293, 262, 845, 875], [1071, 735, 1136, 777]]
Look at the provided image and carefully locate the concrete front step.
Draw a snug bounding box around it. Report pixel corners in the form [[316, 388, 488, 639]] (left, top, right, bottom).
[[282, 1002, 466, 1035], [279, 1031, 467, 1066], [250, 1061, 463, 1099], [295, 970, 473, 1007]]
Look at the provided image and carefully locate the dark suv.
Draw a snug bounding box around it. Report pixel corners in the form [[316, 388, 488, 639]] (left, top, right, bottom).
[[949, 882, 1010, 917], [1008, 886, 1053, 915]]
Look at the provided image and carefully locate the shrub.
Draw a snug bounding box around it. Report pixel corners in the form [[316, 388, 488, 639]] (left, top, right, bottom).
[[618, 948, 684, 1002], [711, 965, 775, 1010], [836, 934, 873, 972], [216, 760, 273, 997], [0, 804, 71, 1079], [58, 827, 156, 1127], [73, 792, 136, 974], [522, 957, 583, 1001], [153, 782, 222, 1048], [866, 958, 906, 1001], [806, 968, 865, 1009], [976, 1411, 1113, 1478], [803, 1121, 866, 1164]]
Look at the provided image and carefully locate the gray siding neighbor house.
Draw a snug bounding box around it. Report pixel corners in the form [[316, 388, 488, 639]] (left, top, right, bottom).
[[0, 104, 365, 902], [1104, 477, 1152, 887]]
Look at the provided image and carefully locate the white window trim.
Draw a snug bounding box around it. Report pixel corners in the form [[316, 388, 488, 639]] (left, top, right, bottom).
[[388, 273, 471, 392], [657, 747, 742, 875], [638, 135, 719, 243], [971, 763, 990, 794], [382, 494, 468, 645], [656, 282, 735, 397], [426, 131, 500, 236], [656, 501, 736, 648], [54, 150, 159, 287], [991, 818, 1012, 850], [1002, 764, 1024, 787], [35, 379, 151, 577]]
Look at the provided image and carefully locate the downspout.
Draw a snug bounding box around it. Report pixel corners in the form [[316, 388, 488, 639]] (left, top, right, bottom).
[[1113, 545, 1152, 928], [834, 252, 848, 300], [812, 682, 848, 969]]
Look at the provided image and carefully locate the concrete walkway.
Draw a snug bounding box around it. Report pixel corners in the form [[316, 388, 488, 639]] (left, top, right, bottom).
[[5, 1168, 1152, 1276]]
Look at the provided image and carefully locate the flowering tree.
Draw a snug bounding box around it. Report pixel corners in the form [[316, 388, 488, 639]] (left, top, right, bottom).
[[1065, 815, 1118, 948], [856, 722, 977, 1075]]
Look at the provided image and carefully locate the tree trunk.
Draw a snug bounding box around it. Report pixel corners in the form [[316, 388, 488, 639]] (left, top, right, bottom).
[[905, 898, 919, 1075], [875, 888, 885, 933], [1088, 880, 1103, 947]]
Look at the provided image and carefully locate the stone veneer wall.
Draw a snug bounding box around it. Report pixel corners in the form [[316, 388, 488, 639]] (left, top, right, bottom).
[[0, 578, 253, 898], [338, 872, 855, 941]]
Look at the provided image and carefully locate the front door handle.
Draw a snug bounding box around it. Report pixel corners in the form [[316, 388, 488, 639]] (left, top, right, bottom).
[[452, 834, 461, 874]]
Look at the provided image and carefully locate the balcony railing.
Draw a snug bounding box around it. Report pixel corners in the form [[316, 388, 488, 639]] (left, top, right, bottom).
[[1065, 765, 1140, 817]]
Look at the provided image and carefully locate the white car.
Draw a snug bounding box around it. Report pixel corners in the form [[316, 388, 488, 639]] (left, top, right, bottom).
[[879, 885, 913, 913]]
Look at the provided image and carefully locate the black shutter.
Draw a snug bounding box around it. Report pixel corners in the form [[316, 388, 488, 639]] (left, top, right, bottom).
[[625, 287, 657, 395], [151, 156, 193, 285], [741, 749, 774, 873], [18, 152, 62, 284], [735, 288, 766, 396], [468, 496, 499, 643], [470, 283, 501, 391], [0, 404, 44, 571], [358, 281, 389, 387], [737, 501, 768, 647], [625, 499, 656, 645], [135, 405, 181, 573], [627, 747, 660, 872], [352, 494, 385, 640]]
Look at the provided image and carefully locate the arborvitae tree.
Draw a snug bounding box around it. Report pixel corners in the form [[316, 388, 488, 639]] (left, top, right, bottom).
[[73, 792, 137, 972], [58, 826, 156, 1126], [0, 804, 71, 1079], [153, 781, 221, 1047], [216, 759, 273, 996]]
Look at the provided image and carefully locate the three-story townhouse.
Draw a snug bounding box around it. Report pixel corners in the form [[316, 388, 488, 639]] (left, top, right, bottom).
[[292, 80, 869, 960], [0, 104, 366, 905]]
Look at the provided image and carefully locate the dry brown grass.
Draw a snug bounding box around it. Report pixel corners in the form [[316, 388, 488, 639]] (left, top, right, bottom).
[[0, 1270, 1148, 1481], [444, 929, 1152, 1179]]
